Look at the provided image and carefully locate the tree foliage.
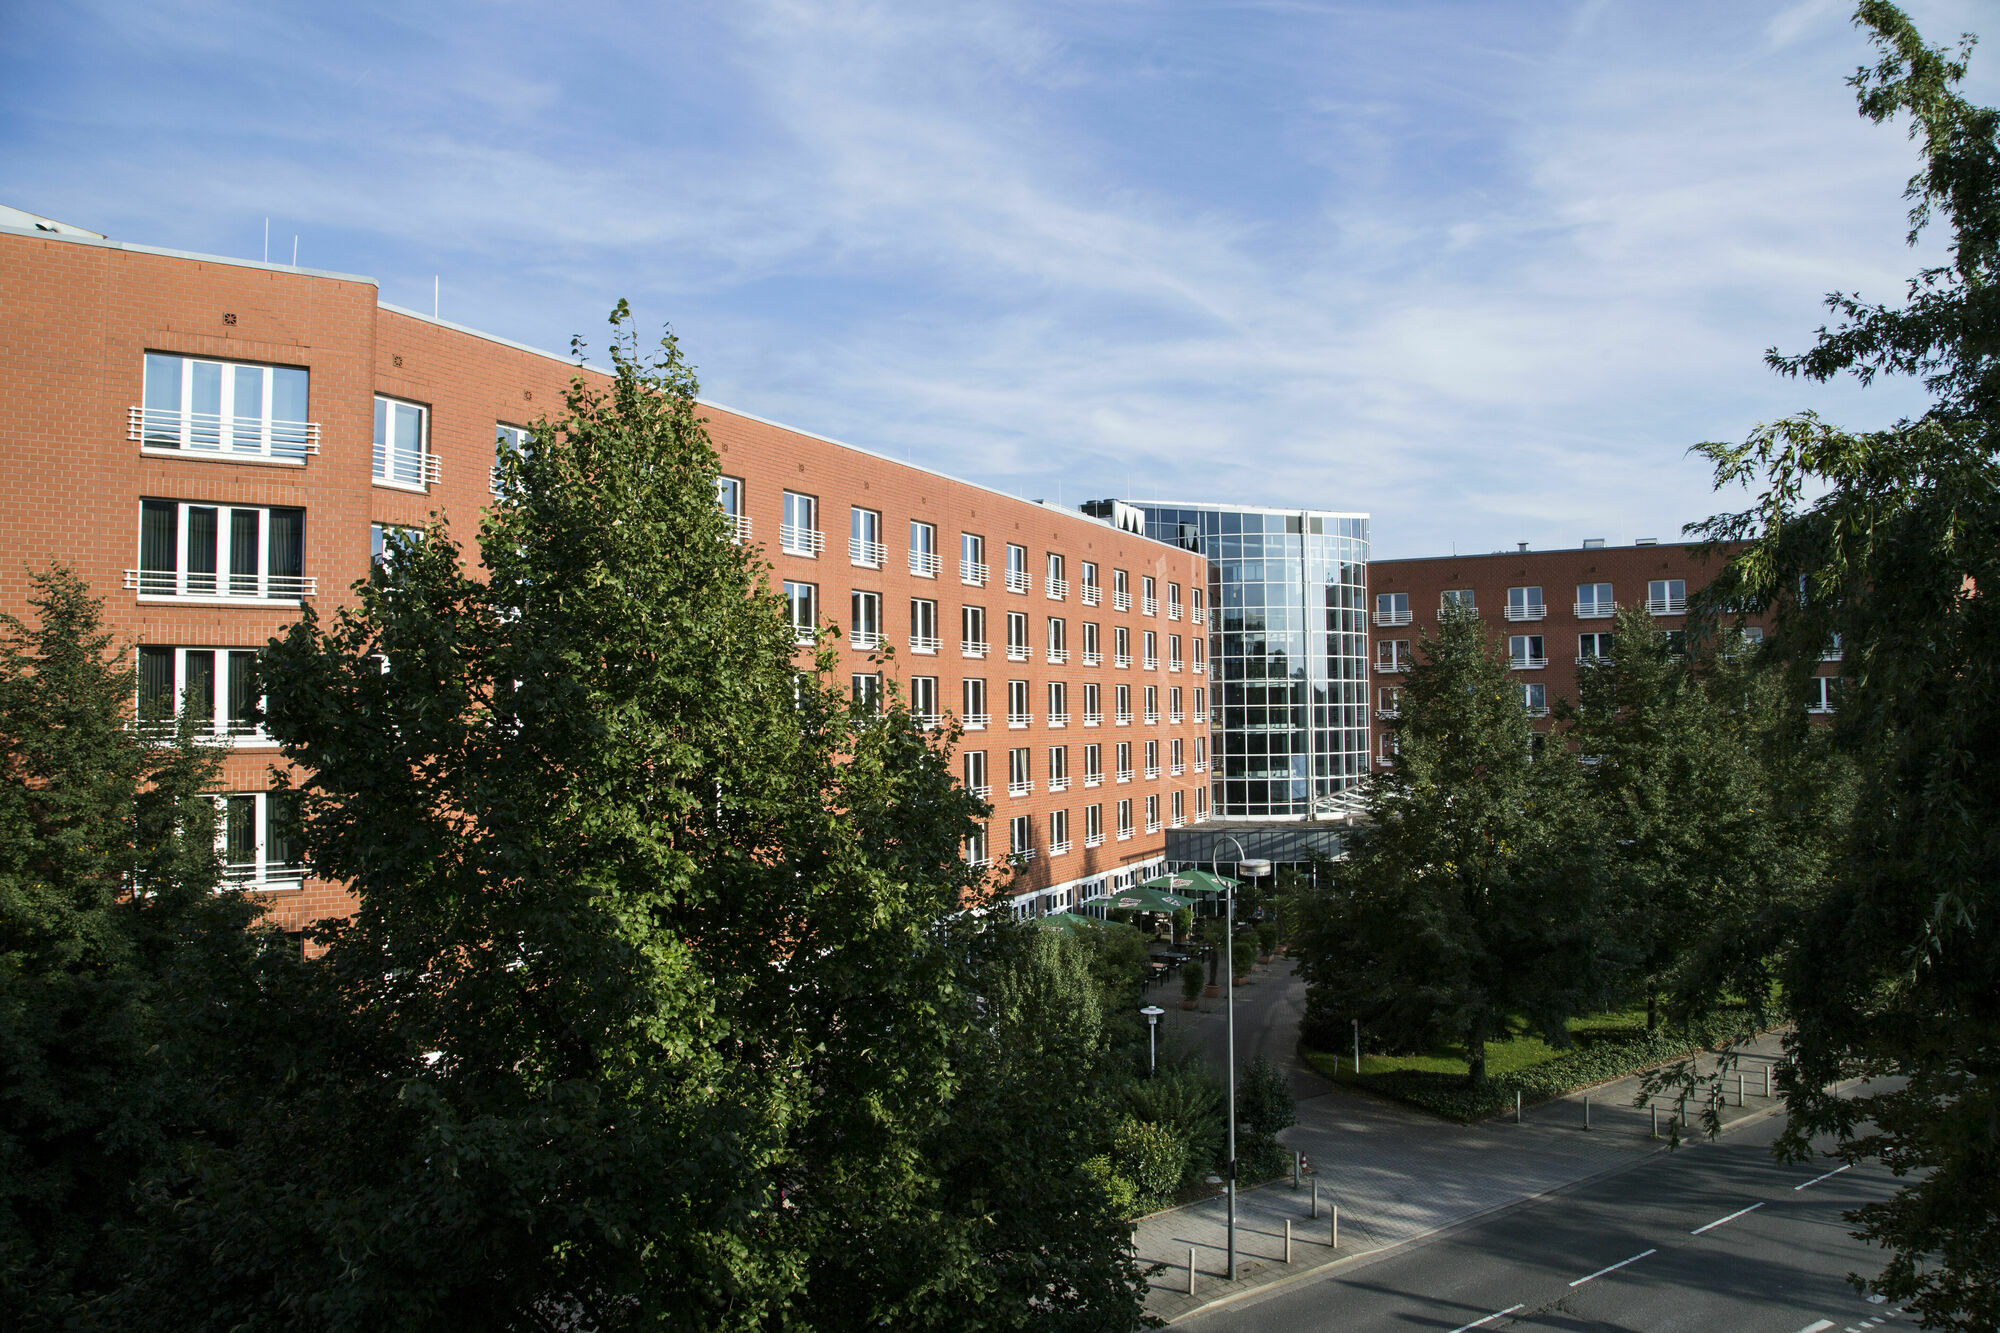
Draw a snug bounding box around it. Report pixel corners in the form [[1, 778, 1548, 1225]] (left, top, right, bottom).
[[1686, 5, 2000, 1323]]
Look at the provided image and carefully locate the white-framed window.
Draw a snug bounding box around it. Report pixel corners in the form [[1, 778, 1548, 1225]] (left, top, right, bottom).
[[964, 749, 990, 798], [784, 582, 817, 645], [1083, 682, 1102, 726], [1115, 626, 1131, 667], [849, 591, 884, 648], [1374, 591, 1411, 626], [1142, 575, 1158, 616], [134, 500, 308, 601], [1194, 686, 1205, 716], [1005, 543, 1029, 593], [1375, 639, 1411, 672], [1440, 588, 1475, 615], [1084, 742, 1104, 786], [1807, 675, 1836, 714], [911, 675, 939, 726], [1048, 680, 1068, 727], [1378, 731, 1399, 765], [961, 532, 987, 585], [851, 672, 882, 711], [1116, 798, 1134, 840], [1116, 741, 1133, 782], [138, 646, 266, 743], [1047, 616, 1068, 663], [910, 598, 940, 654], [961, 605, 987, 657], [1194, 735, 1206, 769], [1506, 586, 1545, 620], [1007, 611, 1031, 660], [1196, 787, 1207, 816], [783, 492, 822, 556], [962, 677, 988, 729], [1144, 685, 1158, 723], [1169, 685, 1183, 721], [1116, 684, 1132, 725], [1143, 630, 1158, 670], [1578, 631, 1614, 663], [1168, 582, 1183, 619], [1377, 685, 1402, 717], [909, 520, 939, 577], [370, 522, 421, 567], [1170, 737, 1184, 774], [139, 353, 314, 461], [1085, 803, 1104, 846], [1519, 682, 1548, 716], [1081, 561, 1100, 605], [1049, 808, 1070, 854], [216, 790, 304, 889], [1009, 814, 1033, 859], [1509, 635, 1546, 669], [1576, 582, 1614, 618], [1082, 620, 1101, 666], [850, 507, 884, 567], [1048, 744, 1070, 791], [1649, 579, 1687, 615], [495, 423, 534, 499], [715, 473, 749, 541], [373, 395, 435, 489], [1193, 637, 1205, 673], [1171, 788, 1186, 826], [1009, 746, 1033, 797], [1146, 794, 1161, 833], [1169, 634, 1182, 671], [1144, 739, 1159, 778], [1008, 679, 1031, 727], [1113, 568, 1131, 611], [965, 824, 989, 868], [1046, 551, 1068, 600], [1192, 587, 1206, 623]]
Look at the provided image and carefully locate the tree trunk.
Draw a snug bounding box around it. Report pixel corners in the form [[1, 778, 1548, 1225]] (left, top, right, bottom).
[[1647, 991, 1660, 1033], [1466, 1016, 1488, 1087]]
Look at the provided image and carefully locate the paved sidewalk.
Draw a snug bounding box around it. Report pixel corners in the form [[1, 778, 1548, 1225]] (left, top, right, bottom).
[[1134, 1028, 1795, 1323]]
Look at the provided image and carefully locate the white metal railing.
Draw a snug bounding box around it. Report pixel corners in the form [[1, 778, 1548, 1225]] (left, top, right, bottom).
[[1006, 569, 1030, 594], [373, 445, 441, 489], [850, 537, 886, 567], [963, 713, 990, 729], [1575, 601, 1613, 619], [1168, 602, 1182, 621], [223, 863, 306, 890], [1144, 655, 1159, 671], [1114, 590, 1131, 611], [1170, 762, 1184, 775], [961, 558, 988, 585], [1047, 646, 1069, 664], [1525, 705, 1550, 718], [1170, 813, 1186, 828], [1374, 609, 1413, 626], [1436, 603, 1476, 619], [909, 550, 941, 577], [1114, 652, 1132, 668], [133, 406, 320, 460], [1082, 584, 1100, 606], [781, 525, 825, 555], [726, 514, 752, 543], [1147, 818, 1162, 833], [1048, 711, 1069, 727], [1576, 654, 1609, 666], [961, 639, 988, 657], [792, 626, 817, 646], [1007, 643, 1030, 661], [1117, 768, 1134, 783], [1145, 764, 1160, 779], [915, 713, 941, 730], [1649, 597, 1687, 616], [1194, 661, 1204, 674], [1009, 711, 1030, 728], [910, 635, 941, 654], [1142, 595, 1158, 616], [969, 782, 992, 799], [1374, 659, 1407, 674], [1116, 710, 1133, 726], [1144, 710, 1159, 725], [1085, 773, 1102, 789], [1082, 649, 1101, 666], [1169, 658, 1182, 673], [1049, 774, 1070, 791], [1511, 656, 1548, 670], [1193, 607, 1205, 624], [1821, 645, 1844, 662], [1083, 710, 1102, 726], [126, 569, 314, 600], [1376, 706, 1400, 720], [1050, 838, 1072, 855], [1505, 604, 1547, 621], [967, 855, 992, 869], [850, 629, 883, 649], [1807, 702, 1834, 715], [1085, 830, 1104, 846], [1194, 760, 1207, 772], [1169, 710, 1183, 723], [1009, 778, 1034, 796], [1012, 847, 1036, 863], [1046, 576, 1068, 600]]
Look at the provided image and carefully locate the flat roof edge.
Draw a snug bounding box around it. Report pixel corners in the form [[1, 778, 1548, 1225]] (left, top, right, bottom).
[[1122, 499, 1371, 519], [0, 223, 377, 285]]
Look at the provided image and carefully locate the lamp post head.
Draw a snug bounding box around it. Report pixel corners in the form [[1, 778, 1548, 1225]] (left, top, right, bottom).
[[1140, 1005, 1165, 1022], [1238, 858, 1273, 879]]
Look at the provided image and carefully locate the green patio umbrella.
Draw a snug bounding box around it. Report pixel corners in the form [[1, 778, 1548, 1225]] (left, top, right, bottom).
[[1038, 910, 1103, 934], [1139, 869, 1237, 899], [1080, 883, 1196, 914]]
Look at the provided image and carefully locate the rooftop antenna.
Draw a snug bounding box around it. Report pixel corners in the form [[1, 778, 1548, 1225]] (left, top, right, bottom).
[[433, 276, 439, 320], [262, 217, 269, 263], [292, 235, 298, 267]]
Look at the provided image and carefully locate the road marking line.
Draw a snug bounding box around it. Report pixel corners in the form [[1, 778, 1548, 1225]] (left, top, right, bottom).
[[1446, 1305, 1523, 1333], [1795, 1164, 1852, 1191], [1793, 1322, 1832, 1333], [1569, 1248, 1657, 1287], [1692, 1201, 1767, 1234]]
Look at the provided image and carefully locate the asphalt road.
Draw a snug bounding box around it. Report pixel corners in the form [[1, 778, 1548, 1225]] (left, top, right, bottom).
[[1181, 1107, 1906, 1333]]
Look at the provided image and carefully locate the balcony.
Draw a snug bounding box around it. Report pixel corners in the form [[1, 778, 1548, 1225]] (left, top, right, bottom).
[[849, 537, 886, 567], [1374, 659, 1408, 674], [1046, 576, 1068, 600], [1049, 774, 1071, 792], [1011, 847, 1036, 863], [1114, 652, 1132, 668], [909, 550, 941, 577], [1169, 813, 1185, 828], [1081, 649, 1102, 666], [1006, 569, 1030, 594], [1194, 760, 1207, 772], [1085, 830, 1104, 846], [781, 524, 824, 556], [725, 514, 753, 543], [134, 405, 322, 461], [1007, 643, 1030, 662], [1008, 711, 1031, 729], [849, 629, 884, 650], [126, 569, 315, 601], [961, 638, 988, 658], [1142, 595, 1158, 616], [1049, 838, 1072, 855], [223, 863, 306, 891], [1146, 818, 1162, 833], [968, 782, 992, 799], [792, 626, 817, 646], [1575, 601, 1613, 619], [1435, 604, 1478, 619], [1116, 768, 1134, 783], [1576, 654, 1608, 666], [966, 854, 992, 869], [1193, 660, 1205, 674], [1373, 609, 1413, 627], [1511, 656, 1548, 671], [1649, 597, 1687, 616], [1524, 705, 1550, 718], [961, 558, 988, 586], [1144, 764, 1160, 779], [963, 712, 990, 729], [1048, 711, 1069, 727], [1169, 658, 1182, 673], [915, 713, 941, 730], [1144, 710, 1159, 725], [1505, 604, 1547, 621], [1117, 826, 1134, 842], [1169, 710, 1183, 723], [910, 635, 941, 655], [1116, 710, 1132, 726], [1009, 778, 1034, 797], [1085, 773, 1102, 788], [1047, 646, 1069, 664], [1083, 710, 1102, 726], [1192, 607, 1205, 624], [1114, 590, 1132, 611], [1168, 602, 1182, 621], [1081, 584, 1100, 606], [1143, 655, 1159, 671], [1170, 762, 1184, 775]]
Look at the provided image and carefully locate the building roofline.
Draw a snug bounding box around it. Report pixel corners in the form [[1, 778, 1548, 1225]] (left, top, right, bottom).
[[1374, 538, 1710, 563], [0, 221, 377, 286], [1122, 499, 1371, 520]]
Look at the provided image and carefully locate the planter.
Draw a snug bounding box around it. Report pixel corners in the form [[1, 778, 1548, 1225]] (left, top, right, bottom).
[[1203, 984, 1221, 999], [1180, 998, 1198, 1011], [1257, 954, 1273, 965]]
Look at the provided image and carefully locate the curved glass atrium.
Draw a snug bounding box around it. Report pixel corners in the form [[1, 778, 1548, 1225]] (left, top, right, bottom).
[[1128, 504, 1370, 819]]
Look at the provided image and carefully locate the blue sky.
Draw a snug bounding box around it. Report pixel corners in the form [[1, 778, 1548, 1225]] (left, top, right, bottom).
[[6, 0, 1993, 558]]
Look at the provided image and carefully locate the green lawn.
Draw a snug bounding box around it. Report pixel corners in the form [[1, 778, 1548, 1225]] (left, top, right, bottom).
[[1306, 1004, 1654, 1083]]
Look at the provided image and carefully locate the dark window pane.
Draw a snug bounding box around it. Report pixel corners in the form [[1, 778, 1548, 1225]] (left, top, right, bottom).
[[265, 794, 300, 869], [138, 647, 175, 726], [268, 509, 303, 581], [187, 508, 218, 593], [230, 510, 259, 594], [140, 501, 177, 574], [184, 651, 215, 731], [226, 795, 256, 866], [228, 652, 258, 734]]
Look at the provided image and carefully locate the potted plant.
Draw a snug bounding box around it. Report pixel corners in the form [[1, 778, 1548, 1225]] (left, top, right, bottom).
[[1256, 921, 1278, 964], [1231, 940, 1254, 988], [1180, 959, 1204, 1011]]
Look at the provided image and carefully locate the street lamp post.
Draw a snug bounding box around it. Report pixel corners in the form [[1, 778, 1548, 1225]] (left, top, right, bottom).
[[1213, 835, 1273, 1283], [1140, 1004, 1164, 1076]]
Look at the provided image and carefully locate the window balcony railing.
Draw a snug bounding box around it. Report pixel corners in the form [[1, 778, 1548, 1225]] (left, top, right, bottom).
[[961, 558, 987, 586], [915, 713, 941, 730], [1169, 658, 1182, 673], [1143, 655, 1159, 671], [223, 863, 307, 890], [1807, 702, 1835, 715], [1114, 652, 1132, 668], [1168, 602, 1182, 621], [133, 406, 321, 461], [1524, 705, 1550, 718], [1169, 710, 1183, 723], [1006, 569, 1030, 594], [1008, 711, 1030, 728], [1048, 711, 1069, 727], [1194, 760, 1207, 772], [1010, 846, 1036, 863], [1146, 818, 1162, 834], [1170, 762, 1184, 775], [1193, 607, 1205, 624], [1081, 584, 1100, 606], [1144, 710, 1159, 725], [909, 550, 940, 577], [781, 525, 824, 556], [1576, 653, 1608, 666], [1047, 646, 1069, 664], [1575, 601, 1613, 619], [850, 629, 884, 649], [1436, 603, 1477, 619], [967, 854, 992, 869], [1116, 710, 1132, 726], [963, 713, 990, 730], [1081, 649, 1101, 666], [1117, 826, 1134, 841], [1373, 609, 1413, 627], [1505, 604, 1547, 621], [1193, 661, 1205, 674], [1046, 576, 1068, 600], [1648, 597, 1686, 616], [1170, 813, 1186, 828], [968, 782, 992, 799], [1007, 643, 1031, 661], [1114, 590, 1131, 611], [1085, 773, 1102, 789], [1116, 768, 1134, 783], [1083, 710, 1102, 726], [1375, 707, 1400, 720], [1085, 830, 1104, 846], [849, 537, 886, 567], [725, 514, 753, 543], [1511, 656, 1548, 671], [1144, 764, 1160, 779], [961, 639, 988, 658], [1821, 645, 1844, 662], [1009, 778, 1034, 797], [792, 626, 817, 646], [1142, 595, 1158, 616], [1049, 774, 1071, 792], [126, 569, 315, 601], [1374, 659, 1408, 674], [910, 635, 941, 655], [1049, 837, 1072, 855]]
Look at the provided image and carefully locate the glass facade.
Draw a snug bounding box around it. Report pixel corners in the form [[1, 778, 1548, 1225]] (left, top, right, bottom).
[[1101, 502, 1370, 819]]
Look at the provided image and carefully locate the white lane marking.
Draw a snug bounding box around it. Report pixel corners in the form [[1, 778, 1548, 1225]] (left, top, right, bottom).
[[1569, 1248, 1657, 1287], [1793, 1322, 1832, 1333], [1691, 1201, 1767, 1234], [1795, 1164, 1852, 1191], [1446, 1305, 1523, 1333]]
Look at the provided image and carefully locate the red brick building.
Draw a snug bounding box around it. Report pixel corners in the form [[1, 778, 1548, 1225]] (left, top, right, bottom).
[[0, 217, 1208, 929]]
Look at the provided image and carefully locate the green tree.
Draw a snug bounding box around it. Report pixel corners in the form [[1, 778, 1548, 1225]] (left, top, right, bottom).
[[1295, 605, 1611, 1083], [0, 567, 257, 1325], [1686, 6, 2000, 1323]]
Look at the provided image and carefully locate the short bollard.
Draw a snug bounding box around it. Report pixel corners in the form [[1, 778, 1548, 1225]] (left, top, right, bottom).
[[1735, 1073, 1744, 1107], [1311, 1177, 1320, 1219], [1583, 1093, 1591, 1131], [1761, 1064, 1771, 1098], [1651, 1104, 1659, 1138], [1292, 1151, 1301, 1189], [1187, 1247, 1196, 1296], [1285, 1219, 1293, 1264], [1330, 1204, 1339, 1250], [1515, 1089, 1522, 1123]]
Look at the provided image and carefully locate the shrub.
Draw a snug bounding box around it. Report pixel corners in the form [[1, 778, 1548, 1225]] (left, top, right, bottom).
[[1111, 1117, 1187, 1209], [1179, 960, 1204, 1003], [1255, 922, 1279, 957], [1127, 1061, 1225, 1186], [1236, 1057, 1296, 1140]]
